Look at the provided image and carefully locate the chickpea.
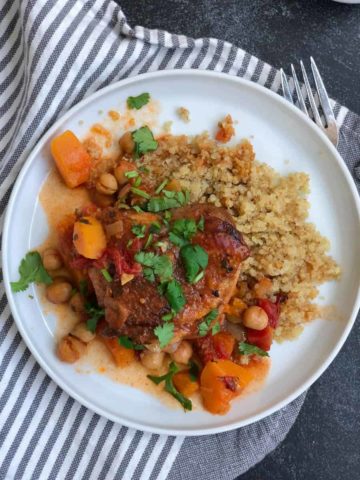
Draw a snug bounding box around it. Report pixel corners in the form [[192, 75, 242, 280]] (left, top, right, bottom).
[[242, 306, 268, 330], [95, 173, 118, 196], [69, 292, 85, 314], [171, 341, 193, 365], [114, 160, 136, 186], [46, 280, 73, 304], [42, 248, 62, 271], [92, 190, 114, 207], [71, 322, 95, 343], [57, 335, 86, 363], [140, 350, 165, 371], [119, 131, 135, 154]]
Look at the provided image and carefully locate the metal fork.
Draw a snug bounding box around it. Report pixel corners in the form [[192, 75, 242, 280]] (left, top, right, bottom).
[[280, 57, 339, 147]]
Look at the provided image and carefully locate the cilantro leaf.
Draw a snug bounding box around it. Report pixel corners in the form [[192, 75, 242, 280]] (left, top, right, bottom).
[[198, 216, 205, 231], [135, 251, 173, 283], [118, 336, 144, 350], [239, 342, 269, 357], [168, 232, 188, 248], [131, 224, 146, 238], [148, 361, 192, 411], [180, 244, 208, 283], [85, 303, 105, 333], [154, 322, 174, 348], [143, 267, 155, 283], [198, 309, 219, 337], [127, 92, 150, 110], [132, 126, 158, 158], [11, 251, 53, 292], [146, 190, 190, 212], [164, 279, 186, 313], [146, 196, 181, 212]]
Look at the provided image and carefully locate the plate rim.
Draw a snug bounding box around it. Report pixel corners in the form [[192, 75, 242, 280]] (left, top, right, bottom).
[[2, 69, 360, 436]]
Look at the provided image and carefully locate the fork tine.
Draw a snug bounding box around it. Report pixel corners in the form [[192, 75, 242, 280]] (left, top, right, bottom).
[[280, 69, 294, 104], [310, 57, 336, 127], [300, 60, 322, 128], [291, 64, 308, 115]]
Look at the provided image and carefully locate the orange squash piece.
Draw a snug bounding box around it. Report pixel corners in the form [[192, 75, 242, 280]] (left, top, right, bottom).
[[51, 130, 91, 188], [173, 371, 199, 397], [100, 336, 135, 367], [73, 216, 106, 259], [200, 360, 253, 415]]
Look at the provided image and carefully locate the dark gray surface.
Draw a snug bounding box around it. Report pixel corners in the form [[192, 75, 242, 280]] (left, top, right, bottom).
[[118, 1, 360, 479]]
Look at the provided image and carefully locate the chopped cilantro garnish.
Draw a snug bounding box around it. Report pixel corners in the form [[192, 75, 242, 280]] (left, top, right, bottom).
[[192, 270, 205, 284], [131, 224, 146, 238], [132, 205, 144, 213], [169, 219, 197, 247], [188, 360, 200, 382], [133, 176, 142, 187], [11, 251, 52, 292], [180, 244, 208, 284], [161, 312, 174, 322], [198, 216, 205, 231], [148, 362, 192, 411], [146, 190, 190, 212], [127, 92, 150, 110], [164, 279, 185, 313], [130, 187, 151, 199], [124, 170, 139, 179], [155, 179, 168, 194], [132, 126, 158, 158], [211, 321, 221, 335], [149, 222, 161, 234], [239, 342, 269, 357], [198, 309, 219, 337], [100, 268, 112, 282], [134, 251, 173, 283], [118, 335, 144, 350], [154, 322, 174, 349], [79, 279, 88, 296], [144, 233, 153, 249], [85, 303, 105, 333], [139, 166, 150, 174]]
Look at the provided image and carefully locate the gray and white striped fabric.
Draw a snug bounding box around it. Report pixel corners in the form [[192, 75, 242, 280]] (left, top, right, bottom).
[[1, 1, 360, 479]]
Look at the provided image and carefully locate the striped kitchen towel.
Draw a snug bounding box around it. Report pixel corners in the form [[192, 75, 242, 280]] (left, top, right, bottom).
[[1, 1, 360, 479]]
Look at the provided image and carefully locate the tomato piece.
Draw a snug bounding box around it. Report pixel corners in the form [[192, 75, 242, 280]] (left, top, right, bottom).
[[195, 331, 235, 364], [257, 298, 280, 328], [246, 325, 273, 351], [213, 332, 235, 359]]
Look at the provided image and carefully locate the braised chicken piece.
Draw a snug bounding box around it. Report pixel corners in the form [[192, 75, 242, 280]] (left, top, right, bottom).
[[92, 204, 250, 345]]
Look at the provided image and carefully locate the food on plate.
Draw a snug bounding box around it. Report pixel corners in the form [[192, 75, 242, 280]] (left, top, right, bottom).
[[177, 107, 190, 123], [11, 94, 340, 414]]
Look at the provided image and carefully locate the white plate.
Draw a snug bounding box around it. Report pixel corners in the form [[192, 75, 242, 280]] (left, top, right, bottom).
[[3, 70, 360, 436]]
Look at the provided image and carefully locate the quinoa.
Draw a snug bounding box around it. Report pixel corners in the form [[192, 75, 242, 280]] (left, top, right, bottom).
[[140, 133, 340, 342], [177, 107, 190, 123]]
